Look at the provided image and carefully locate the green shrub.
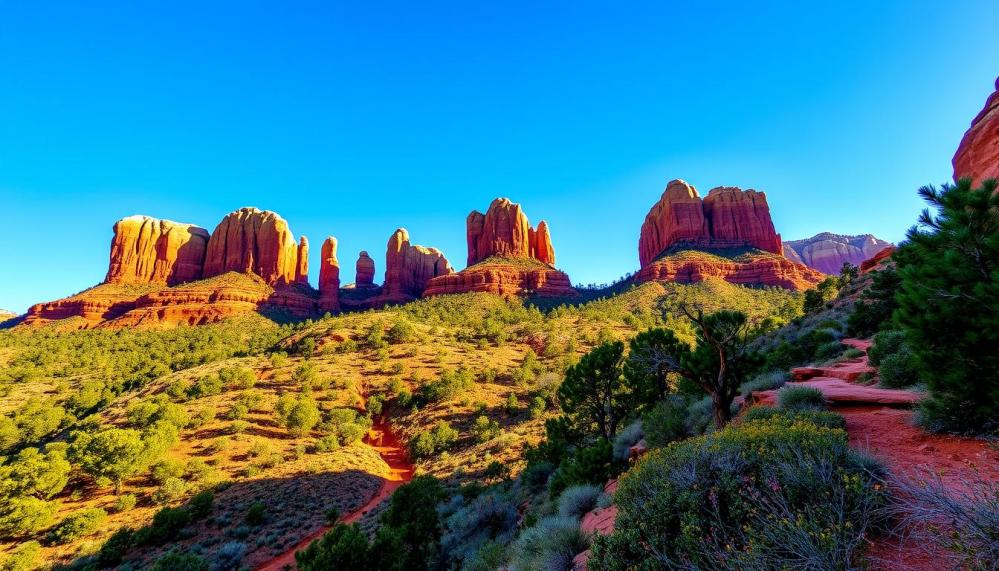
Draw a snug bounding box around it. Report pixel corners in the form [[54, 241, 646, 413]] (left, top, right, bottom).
[[439, 492, 518, 566], [739, 370, 788, 398], [589, 415, 888, 570], [641, 397, 688, 447], [187, 490, 213, 519], [296, 523, 371, 570], [557, 484, 604, 519], [549, 439, 617, 498], [387, 318, 417, 344], [153, 477, 188, 505], [740, 406, 846, 430], [409, 421, 459, 459], [152, 550, 209, 571], [218, 366, 256, 389], [151, 458, 185, 484], [0, 497, 56, 538], [48, 507, 106, 543], [777, 385, 827, 411], [878, 349, 917, 388], [471, 415, 501, 444], [137, 506, 190, 546], [1, 540, 41, 571], [510, 515, 589, 571], [97, 528, 133, 568], [114, 493, 137, 513], [245, 501, 266, 525], [868, 330, 907, 366]]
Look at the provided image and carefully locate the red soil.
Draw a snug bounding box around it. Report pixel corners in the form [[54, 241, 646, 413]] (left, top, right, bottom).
[[256, 420, 414, 571]]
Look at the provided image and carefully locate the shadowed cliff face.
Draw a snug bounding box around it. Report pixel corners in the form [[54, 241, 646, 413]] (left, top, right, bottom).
[[953, 76, 999, 186], [105, 215, 210, 285]]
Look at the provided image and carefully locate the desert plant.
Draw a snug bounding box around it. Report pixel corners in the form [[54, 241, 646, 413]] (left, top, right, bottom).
[[296, 523, 371, 570], [559, 341, 629, 440], [509, 515, 589, 571], [777, 385, 827, 412], [611, 421, 644, 461], [440, 492, 518, 566], [557, 484, 605, 519], [47, 507, 106, 544], [642, 396, 688, 447]]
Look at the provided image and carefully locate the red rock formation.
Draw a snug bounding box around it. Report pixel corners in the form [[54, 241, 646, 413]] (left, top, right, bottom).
[[466, 198, 557, 266], [529, 221, 556, 266], [423, 261, 574, 297], [381, 229, 454, 302], [21, 284, 147, 328], [783, 233, 892, 275], [105, 215, 209, 285], [318, 237, 340, 312], [860, 246, 895, 273], [953, 76, 999, 185], [638, 180, 782, 268], [355, 251, 376, 287], [203, 207, 301, 286], [295, 236, 309, 285], [635, 251, 824, 291]]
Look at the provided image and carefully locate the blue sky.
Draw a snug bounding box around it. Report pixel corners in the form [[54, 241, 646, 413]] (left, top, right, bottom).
[[1, 1, 996, 313]]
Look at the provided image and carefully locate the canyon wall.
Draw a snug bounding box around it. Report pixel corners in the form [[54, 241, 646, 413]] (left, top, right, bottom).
[[783, 233, 892, 275], [953, 76, 999, 185]]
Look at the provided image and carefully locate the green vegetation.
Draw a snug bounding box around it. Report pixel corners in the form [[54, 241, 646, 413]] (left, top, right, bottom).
[[893, 179, 999, 433]]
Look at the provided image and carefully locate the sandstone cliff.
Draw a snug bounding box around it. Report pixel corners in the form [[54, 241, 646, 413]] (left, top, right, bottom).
[[355, 251, 376, 287], [466, 198, 557, 266], [203, 207, 302, 286], [639, 180, 782, 267], [381, 229, 454, 302], [105, 215, 210, 285], [783, 233, 892, 275], [953, 76, 999, 185]]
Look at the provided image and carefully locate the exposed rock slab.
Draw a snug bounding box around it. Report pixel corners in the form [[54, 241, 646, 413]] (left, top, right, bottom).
[[635, 250, 824, 291], [953, 76, 999, 185], [423, 260, 574, 297], [105, 215, 210, 285]]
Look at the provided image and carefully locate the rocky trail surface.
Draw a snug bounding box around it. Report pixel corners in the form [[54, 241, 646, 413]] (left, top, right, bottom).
[[754, 338, 999, 570], [256, 419, 414, 571]]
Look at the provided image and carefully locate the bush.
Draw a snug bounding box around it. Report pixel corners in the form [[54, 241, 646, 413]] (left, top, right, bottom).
[[509, 515, 589, 571], [549, 439, 617, 498], [0, 497, 56, 538], [296, 523, 371, 570], [868, 330, 907, 367], [213, 541, 245, 571], [187, 490, 213, 519], [409, 422, 459, 459], [642, 397, 688, 448], [1, 540, 40, 571], [218, 366, 256, 389], [245, 501, 266, 525], [138, 506, 190, 546], [777, 385, 827, 411], [588, 415, 888, 570], [48, 507, 107, 544], [471, 415, 501, 444], [878, 348, 918, 388], [152, 550, 209, 571], [419, 369, 474, 403], [739, 370, 788, 398], [114, 493, 137, 513], [387, 318, 417, 344], [611, 421, 644, 462], [97, 528, 133, 568], [557, 484, 604, 519], [440, 492, 518, 566], [740, 406, 847, 430], [153, 477, 188, 505]]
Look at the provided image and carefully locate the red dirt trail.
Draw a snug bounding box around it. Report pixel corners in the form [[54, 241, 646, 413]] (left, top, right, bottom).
[[256, 420, 414, 571], [756, 338, 999, 570]]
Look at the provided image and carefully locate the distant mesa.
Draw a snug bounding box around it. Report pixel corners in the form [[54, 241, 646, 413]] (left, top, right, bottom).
[[783, 233, 892, 275], [424, 197, 575, 297], [953, 75, 999, 186], [635, 179, 823, 290]]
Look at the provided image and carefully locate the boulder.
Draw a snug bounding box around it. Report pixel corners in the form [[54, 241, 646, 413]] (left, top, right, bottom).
[[355, 251, 376, 287], [466, 197, 556, 266], [318, 237, 340, 312], [783, 232, 892, 275], [953, 76, 999, 185], [105, 215, 210, 285], [638, 180, 782, 268], [382, 229, 454, 302], [203, 207, 301, 286]]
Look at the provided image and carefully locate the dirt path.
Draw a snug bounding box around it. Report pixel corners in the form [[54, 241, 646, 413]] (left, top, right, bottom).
[[256, 419, 414, 571], [756, 338, 999, 570]]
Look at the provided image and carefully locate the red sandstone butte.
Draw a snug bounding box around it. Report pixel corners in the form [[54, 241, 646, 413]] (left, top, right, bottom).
[[105, 215, 209, 285], [953, 76, 999, 186], [426, 197, 574, 297], [381, 228, 453, 302], [203, 207, 301, 286], [318, 236, 341, 313], [638, 180, 782, 268], [635, 252, 824, 291]]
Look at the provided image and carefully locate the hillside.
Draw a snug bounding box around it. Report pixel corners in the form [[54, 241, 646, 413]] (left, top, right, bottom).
[[0, 280, 802, 569]]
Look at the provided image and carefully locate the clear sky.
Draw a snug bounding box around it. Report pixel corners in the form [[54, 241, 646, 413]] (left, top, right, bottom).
[[1, 1, 996, 313]]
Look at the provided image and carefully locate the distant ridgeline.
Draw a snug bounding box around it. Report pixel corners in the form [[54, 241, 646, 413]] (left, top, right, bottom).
[[16, 181, 894, 329]]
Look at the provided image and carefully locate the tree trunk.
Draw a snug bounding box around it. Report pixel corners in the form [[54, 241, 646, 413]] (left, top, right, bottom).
[[712, 392, 731, 429]]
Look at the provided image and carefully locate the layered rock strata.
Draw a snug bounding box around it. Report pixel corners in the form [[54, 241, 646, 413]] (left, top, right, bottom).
[[105, 216, 210, 285], [783, 233, 891, 275], [203, 207, 301, 286], [953, 76, 999, 185]]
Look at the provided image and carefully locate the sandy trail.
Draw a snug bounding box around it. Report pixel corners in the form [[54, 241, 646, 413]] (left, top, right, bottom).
[[256, 420, 414, 571]]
